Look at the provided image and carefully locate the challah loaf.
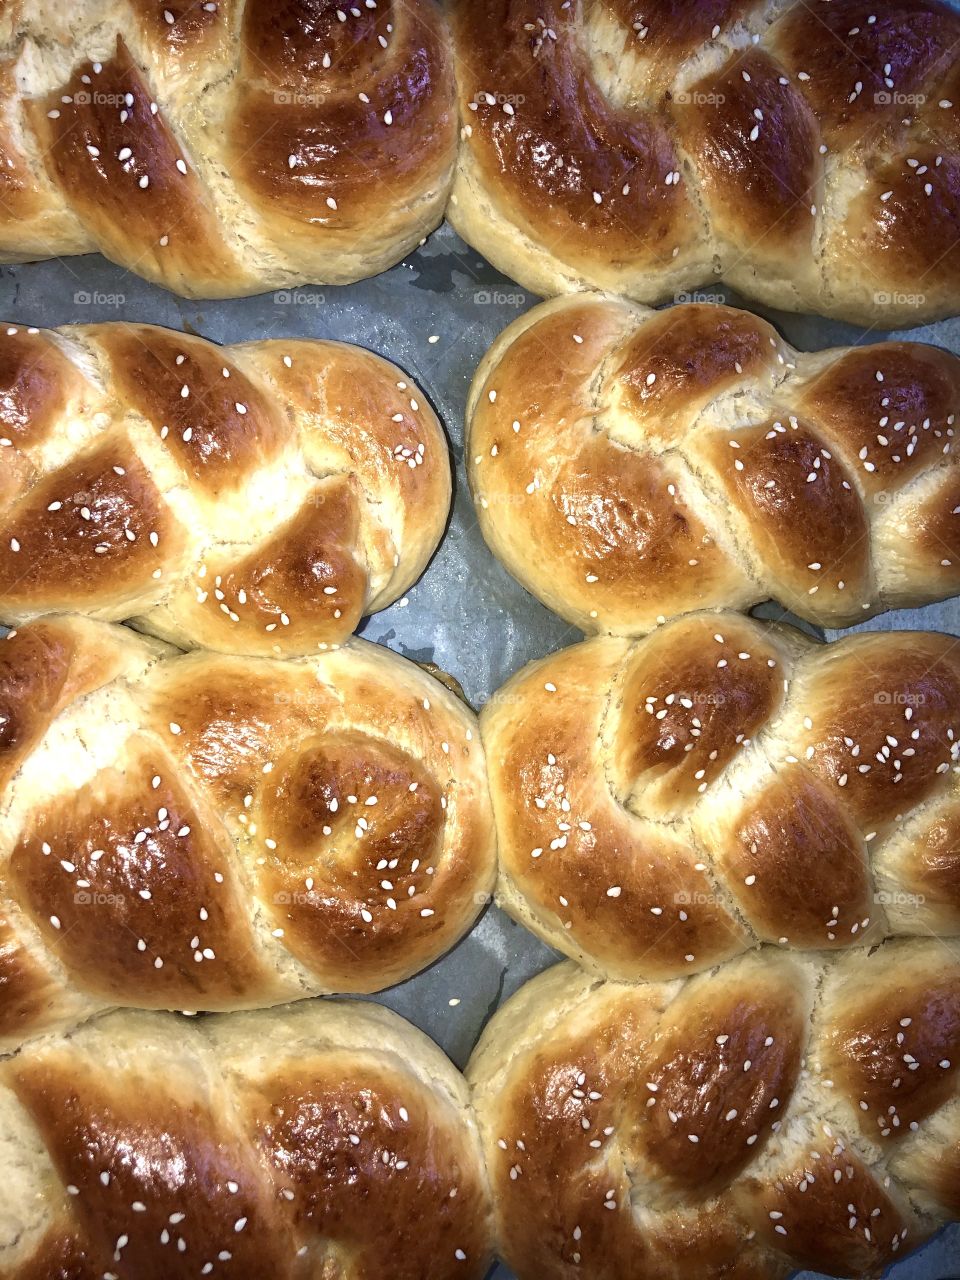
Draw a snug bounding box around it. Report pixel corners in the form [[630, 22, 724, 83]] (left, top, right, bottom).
[[481, 610, 960, 980], [468, 939, 960, 1280], [1, 0, 958, 323], [0, 997, 492, 1279], [448, 0, 960, 326], [468, 294, 960, 634], [0, 616, 495, 1048], [0, 321, 450, 657], [0, 0, 456, 295]]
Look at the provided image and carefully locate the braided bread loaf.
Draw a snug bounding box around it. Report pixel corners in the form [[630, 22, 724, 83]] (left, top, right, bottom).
[[0, 997, 492, 1279], [481, 610, 960, 980], [449, 0, 960, 326], [0, 321, 450, 657], [468, 294, 960, 635], [0, 0, 455, 296], [0, 616, 495, 1048], [468, 939, 960, 1280]]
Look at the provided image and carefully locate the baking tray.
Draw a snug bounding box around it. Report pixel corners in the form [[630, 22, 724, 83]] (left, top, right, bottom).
[[3, 222, 959, 1279]]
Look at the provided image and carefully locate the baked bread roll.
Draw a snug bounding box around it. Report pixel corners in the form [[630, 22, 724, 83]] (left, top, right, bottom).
[[448, 0, 960, 327], [0, 0, 455, 295], [467, 294, 960, 634], [0, 321, 451, 657], [0, 616, 495, 1048], [468, 940, 960, 1280], [0, 997, 492, 1278], [481, 610, 960, 979]]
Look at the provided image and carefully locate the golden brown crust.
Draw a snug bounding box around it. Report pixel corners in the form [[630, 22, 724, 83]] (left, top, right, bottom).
[[0, 618, 496, 1043], [468, 294, 960, 633], [793, 342, 960, 496], [0, 322, 451, 657], [449, 0, 960, 325], [788, 632, 960, 833], [451, 0, 698, 274], [675, 49, 821, 268], [482, 611, 960, 977], [768, 0, 956, 146], [97, 325, 292, 494], [253, 732, 446, 987], [0, 435, 190, 617], [0, 617, 149, 790], [14, 1058, 297, 1278], [712, 766, 875, 950], [818, 946, 960, 1144], [28, 38, 243, 298], [470, 941, 957, 1280], [1, 998, 492, 1279], [608, 613, 785, 812], [628, 962, 808, 1195], [231, 0, 456, 281], [698, 417, 874, 619], [482, 633, 750, 980], [0, 329, 87, 459], [611, 304, 785, 442], [734, 1138, 911, 1278], [0, 0, 457, 296], [8, 744, 269, 1006]]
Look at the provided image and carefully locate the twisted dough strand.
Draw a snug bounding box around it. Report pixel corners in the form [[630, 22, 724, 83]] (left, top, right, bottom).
[[449, 0, 960, 325], [0, 997, 493, 1279], [468, 939, 960, 1280], [0, 321, 451, 657], [0, 0, 456, 296], [0, 616, 495, 1049], [468, 294, 960, 634], [481, 610, 960, 979]]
